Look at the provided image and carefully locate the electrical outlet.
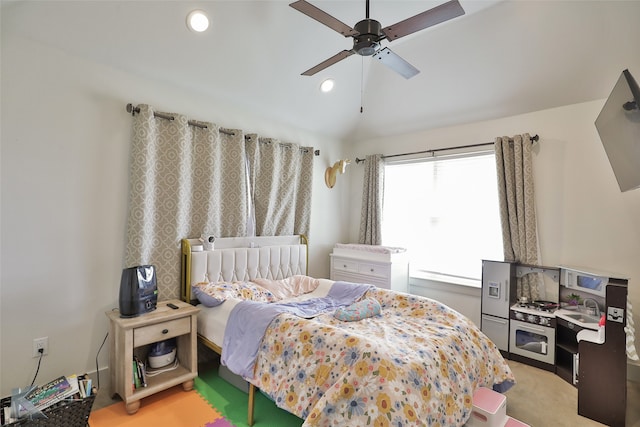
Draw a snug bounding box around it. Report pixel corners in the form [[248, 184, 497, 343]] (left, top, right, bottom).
[[33, 337, 48, 358]]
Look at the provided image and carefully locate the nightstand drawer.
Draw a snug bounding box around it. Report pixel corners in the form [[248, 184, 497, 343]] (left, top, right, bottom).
[[333, 259, 359, 273], [134, 317, 191, 346]]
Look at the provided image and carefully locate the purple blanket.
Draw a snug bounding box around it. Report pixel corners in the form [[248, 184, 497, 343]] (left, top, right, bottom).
[[221, 281, 373, 378]]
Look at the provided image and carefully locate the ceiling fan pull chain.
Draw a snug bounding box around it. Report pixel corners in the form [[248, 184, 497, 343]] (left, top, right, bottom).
[[360, 57, 364, 114]]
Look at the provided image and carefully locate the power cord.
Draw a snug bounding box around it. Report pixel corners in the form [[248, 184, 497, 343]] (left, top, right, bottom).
[[29, 349, 44, 388], [26, 331, 107, 392], [144, 358, 179, 377], [95, 332, 108, 390]]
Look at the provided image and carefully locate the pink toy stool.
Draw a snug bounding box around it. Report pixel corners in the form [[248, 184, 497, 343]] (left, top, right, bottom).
[[465, 387, 507, 427], [504, 416, 530, 427]]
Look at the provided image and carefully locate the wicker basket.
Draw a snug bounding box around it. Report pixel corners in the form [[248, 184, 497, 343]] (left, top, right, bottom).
[[1, 394, 95, 427]]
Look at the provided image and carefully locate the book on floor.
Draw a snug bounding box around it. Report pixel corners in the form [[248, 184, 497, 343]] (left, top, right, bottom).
[[23, 375, 75, 411]]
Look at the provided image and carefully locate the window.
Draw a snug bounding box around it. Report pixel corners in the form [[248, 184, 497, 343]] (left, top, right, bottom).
[[381, 151, 503, 281]]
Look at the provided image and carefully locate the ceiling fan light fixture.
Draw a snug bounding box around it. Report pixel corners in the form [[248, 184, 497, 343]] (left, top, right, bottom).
[[320, 78, 335, 93], [353, 19, 382, 56], [354, 39, 379, 56], [187, 10, 210, 33]]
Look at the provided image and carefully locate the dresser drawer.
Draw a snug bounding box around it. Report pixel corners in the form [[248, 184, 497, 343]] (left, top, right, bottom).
[[333, 258, 359, 273], [357, 262, 390, 279], [134, 317, 191, 346], [331, 271, 390, 289]]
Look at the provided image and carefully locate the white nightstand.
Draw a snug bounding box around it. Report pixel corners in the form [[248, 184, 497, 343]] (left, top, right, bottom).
[[106, 299, 199, 414]]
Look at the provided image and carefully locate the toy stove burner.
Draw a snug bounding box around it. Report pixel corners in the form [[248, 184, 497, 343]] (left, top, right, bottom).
[[511, 300, 558, 327], [517, 300, 559, 313]]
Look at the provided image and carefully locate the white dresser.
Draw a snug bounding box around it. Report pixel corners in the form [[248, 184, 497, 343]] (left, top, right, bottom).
[[330, 244, 409, 293]]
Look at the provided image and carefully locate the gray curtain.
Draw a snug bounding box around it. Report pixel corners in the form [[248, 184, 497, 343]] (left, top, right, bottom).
[[359, 154, 384, 245], [125, 105, 248, 299], [495, 133, 540, 300], [245, 136, 314, 237]]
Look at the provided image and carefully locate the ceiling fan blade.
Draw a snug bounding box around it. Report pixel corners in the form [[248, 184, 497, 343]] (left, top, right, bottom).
[[373, 47, 420, 79], [290, 0, 358, 37], [382, 0, 465, 41], [302, 50, 355, 76]]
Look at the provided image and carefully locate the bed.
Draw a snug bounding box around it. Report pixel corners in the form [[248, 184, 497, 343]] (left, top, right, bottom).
[[180, 235, 515, 427]]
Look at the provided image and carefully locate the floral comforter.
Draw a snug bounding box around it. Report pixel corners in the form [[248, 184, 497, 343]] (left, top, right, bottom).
[[249, 287, 514, 427]]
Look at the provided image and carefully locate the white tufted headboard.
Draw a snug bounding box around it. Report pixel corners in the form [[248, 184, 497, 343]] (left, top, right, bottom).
[[180, 235, 308, 303]]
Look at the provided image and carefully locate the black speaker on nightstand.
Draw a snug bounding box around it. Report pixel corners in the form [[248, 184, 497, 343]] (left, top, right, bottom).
[[119, 265, 158, 318]]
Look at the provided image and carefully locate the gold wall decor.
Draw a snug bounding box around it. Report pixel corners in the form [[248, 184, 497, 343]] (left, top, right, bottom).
[[325, 159, 351, 188]]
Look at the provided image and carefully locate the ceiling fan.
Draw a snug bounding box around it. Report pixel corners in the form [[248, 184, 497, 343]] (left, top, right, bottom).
[[289, 0, 465, 79]]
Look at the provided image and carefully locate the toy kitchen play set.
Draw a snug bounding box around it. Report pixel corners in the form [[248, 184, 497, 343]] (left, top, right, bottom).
[[481, 260, 633, 427]]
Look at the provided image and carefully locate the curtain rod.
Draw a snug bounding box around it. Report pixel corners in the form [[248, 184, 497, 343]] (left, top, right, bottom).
[[125, 103, 320, 156], [355, 134, 539, 164]]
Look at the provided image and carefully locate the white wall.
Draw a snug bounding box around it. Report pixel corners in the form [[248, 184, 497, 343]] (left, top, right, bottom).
[[345, 100, 640, 370], [0, 33, 351, 396]]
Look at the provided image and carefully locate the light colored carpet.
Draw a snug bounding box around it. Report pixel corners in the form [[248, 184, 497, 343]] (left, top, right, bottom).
[[505, 360, 640, 427]]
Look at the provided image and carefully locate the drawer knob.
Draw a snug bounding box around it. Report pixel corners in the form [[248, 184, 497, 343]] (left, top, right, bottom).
[[343, 264, 347, 268], [162, 329, 169, 334], [370, 268, 374, 272]]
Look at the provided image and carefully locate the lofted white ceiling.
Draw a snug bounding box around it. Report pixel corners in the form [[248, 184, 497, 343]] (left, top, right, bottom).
[[2, 0, 640, 142]]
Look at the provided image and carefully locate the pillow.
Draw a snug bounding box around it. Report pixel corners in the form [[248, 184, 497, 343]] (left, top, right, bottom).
[[193, 281, 278, 307], [334, 298, 382, 322], [192, 285, 225, 307], [252, 275, 320, 299]]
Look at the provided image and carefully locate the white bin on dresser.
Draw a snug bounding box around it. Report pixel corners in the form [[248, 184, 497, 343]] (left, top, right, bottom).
[[329, 243, 409, 293]]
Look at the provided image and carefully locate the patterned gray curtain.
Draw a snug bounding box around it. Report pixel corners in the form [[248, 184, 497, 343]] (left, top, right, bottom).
[[246, 135, 314, 236], [125, 104, 248, 299], [495, 133, 540, 300], [359, 154, 384, 245]]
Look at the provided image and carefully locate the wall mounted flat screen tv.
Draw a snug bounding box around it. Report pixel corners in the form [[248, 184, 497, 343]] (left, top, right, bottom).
[[595, 69, 640, 192]]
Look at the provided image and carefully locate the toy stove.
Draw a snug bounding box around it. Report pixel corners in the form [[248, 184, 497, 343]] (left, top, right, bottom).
[[509, 300, 558, 368]]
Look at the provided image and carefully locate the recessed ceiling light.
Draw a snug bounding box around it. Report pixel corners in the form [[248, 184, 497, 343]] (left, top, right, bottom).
[[320, 78, 335, 93], [187, 10, 209, 33]]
